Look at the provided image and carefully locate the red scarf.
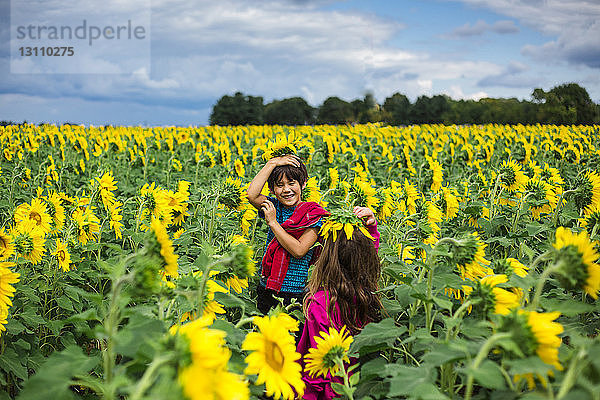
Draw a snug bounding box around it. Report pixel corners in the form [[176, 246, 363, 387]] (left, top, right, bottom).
[[262, 201, 329, 291]]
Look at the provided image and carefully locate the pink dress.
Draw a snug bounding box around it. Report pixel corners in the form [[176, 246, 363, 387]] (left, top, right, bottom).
[[296, 223, 380, 399]]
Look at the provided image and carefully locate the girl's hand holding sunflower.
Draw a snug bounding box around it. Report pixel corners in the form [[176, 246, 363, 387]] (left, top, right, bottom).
[[353, 206, 376, 226]]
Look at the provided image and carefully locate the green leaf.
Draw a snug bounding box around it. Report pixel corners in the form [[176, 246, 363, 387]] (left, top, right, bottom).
[[56, 295, 74, 311], [115, 311, 166, 359], [505, 357, 552, 376], [468, 360, 506, 390], [386, 364, 436, 397], [540, 297, 595, 316], [351, 319, 406, 356], [433, 296, 453, 311], [5, 318, 26, 335], [17, 346, 99, 400], [19, 308, 46, 328], [525, 222, 548, 236], [0, 348, 28, 380], [421, 344, 467, 366]]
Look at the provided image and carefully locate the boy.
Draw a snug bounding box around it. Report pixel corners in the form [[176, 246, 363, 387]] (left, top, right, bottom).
[[247, 154, 328, 314]]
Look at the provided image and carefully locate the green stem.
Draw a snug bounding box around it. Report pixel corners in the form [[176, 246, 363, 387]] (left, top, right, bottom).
[[129, 354, 173, 400], [556, 348, 587, 399], [529, 263, 559, 310], [335, 358, 354, 400], [464, 333, 512, 400], [551, 189, 578, 227]]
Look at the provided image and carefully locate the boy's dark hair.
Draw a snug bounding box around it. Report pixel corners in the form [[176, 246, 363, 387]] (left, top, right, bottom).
[[267, 162, 308, 191]]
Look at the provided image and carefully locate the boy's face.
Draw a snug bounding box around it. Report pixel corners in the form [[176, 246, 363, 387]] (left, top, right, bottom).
[[272, 173, 305, 208]]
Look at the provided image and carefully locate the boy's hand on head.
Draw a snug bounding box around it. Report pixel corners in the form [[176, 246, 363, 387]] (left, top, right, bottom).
[[353, 206, 377, 226], [261, 200, 277, 225], [268, 155, 301, 168]]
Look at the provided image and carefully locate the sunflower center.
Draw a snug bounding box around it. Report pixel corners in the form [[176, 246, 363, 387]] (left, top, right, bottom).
[[29, 211, 42, 225], [265, 339, 285, 371], [57, 249, 66, 262]]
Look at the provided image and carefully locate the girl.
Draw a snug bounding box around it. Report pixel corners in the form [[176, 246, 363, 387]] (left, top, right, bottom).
[[297, 206, 382, 399]]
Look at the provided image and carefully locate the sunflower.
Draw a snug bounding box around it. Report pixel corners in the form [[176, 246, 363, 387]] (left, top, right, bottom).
[[302, 177, 321, 203], [149, 218, 179, 278], [375, 188, 396, 222], [439, 186, 459, 220], [219, 177, 246, 211], [524, 180, 557, 220], [497, 309, 563, 371], [240, 205, 257, 237], [573, 171, 600, 216], [177, 316, 249, 400], [108, 201, 124, 240], [14, 198, 53, 236], [466, 204, 490, 229], [426, 156, 443, 193], [93, 171, 118, 209], [399, 179, 419, 216], [304, 326, 353, 378], [467, 274, 521, 316], [140, 182, 171, 224], [0, 262, 20, 310], [552, 226, 600, 299], [446, 233, 493, 299], [224, 235, 256, 279], [492, 258, 529, 278], [225, 275, 249, 294], [327, 168, 339, 191], [397, 244, 414, 265], [539, 163, 564, 195], [72, 208, 101, 245], [414, 199, 442, 245], [242, 314, 305, 400], [320, 208, 374, 243], [498, 160, 528, 192], [45, 192, 66, 233], [52, 239, 72, 272], [11, 219, 46, 265], [580, 205, 600, 233], [349, 177, 379, 209], [0, 228, 14, 261], [234, 159, 245, 177], [263, 135, 297, 160]]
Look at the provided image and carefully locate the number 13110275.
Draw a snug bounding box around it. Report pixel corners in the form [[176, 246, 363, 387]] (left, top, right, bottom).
[[19, 47, 74, 56]]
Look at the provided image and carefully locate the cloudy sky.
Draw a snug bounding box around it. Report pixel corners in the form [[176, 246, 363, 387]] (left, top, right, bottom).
[[1, 0, 599, 126]]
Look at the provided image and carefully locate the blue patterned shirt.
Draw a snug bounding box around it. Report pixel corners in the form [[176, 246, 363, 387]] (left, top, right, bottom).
[[258, 196, 323, 293]]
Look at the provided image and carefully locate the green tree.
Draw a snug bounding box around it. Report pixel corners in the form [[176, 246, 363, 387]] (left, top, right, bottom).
[[383, 93, 411, 125], [316, 97, 354, 124], [263, 97, 315, 125], [532, 83, 596, 125], [209, 92, 264, 125]]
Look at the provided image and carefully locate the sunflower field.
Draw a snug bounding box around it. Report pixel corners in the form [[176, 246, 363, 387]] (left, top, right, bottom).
[[1, 123, 600, 400]]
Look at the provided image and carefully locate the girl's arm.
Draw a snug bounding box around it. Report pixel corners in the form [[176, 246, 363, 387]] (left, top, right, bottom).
[[247, 155, 301, 209], [353, 206, 380, 251], [262, 199, 319, 258]]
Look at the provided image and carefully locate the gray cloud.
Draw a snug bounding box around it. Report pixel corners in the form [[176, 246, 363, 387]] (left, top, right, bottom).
[[447, 19, 519, 38], [456, 0, 600, 68], [477, 61, 542, 88]]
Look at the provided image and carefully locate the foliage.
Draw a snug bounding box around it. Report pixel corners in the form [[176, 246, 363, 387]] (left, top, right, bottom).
[[1, 123, 600, 399]]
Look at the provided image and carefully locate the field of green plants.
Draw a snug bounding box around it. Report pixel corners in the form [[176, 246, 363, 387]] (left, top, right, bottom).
[[0, 123, 599, 400]]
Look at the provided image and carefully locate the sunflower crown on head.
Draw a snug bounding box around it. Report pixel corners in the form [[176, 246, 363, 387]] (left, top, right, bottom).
[[262, 134, 298, 160], [319, 207, 374, 242]]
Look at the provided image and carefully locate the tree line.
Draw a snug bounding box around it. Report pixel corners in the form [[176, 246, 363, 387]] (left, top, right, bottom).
[[209, 83, 600, 126]]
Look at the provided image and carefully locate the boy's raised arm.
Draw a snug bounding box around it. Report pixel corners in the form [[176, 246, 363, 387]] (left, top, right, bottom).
[[247, 155, 301, 209]]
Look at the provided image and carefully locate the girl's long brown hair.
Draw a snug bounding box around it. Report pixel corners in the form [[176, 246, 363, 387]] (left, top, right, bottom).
[[304, 228, 382, 334]]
